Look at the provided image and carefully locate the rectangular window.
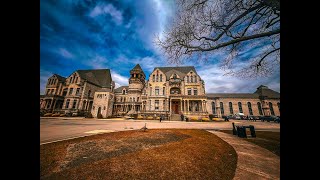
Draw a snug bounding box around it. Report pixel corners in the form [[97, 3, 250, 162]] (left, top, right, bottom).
[[191, 76, 193, 83], [155, 87, 159, 95], [76, 88, 80, 95], [155, 100, 159, 110], [69, 88, 73, 95], [187, 88, 192, 95], [194, 76, 197, 83], [163, 87, 165, 95], [220, 102, 224, 115], [156, 75, 158, 82], [187, 76, 189, 83], [150, 87, 152, 96], [153, 75, 155, 82], [193, 88, 198, 95], [72, 100, 77, 109], [66, 99, 70, 109], [160, 74, 162, 82]]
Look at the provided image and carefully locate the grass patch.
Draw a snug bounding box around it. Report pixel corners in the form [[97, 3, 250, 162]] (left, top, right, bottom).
[[221, 130, 280, 156], [41, 129, 237, 180]]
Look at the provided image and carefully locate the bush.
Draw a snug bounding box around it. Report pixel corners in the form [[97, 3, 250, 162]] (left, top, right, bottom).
[[201, 117, 210, 121], [137, 115, 144, 119], [191, 117, 199, 121], [44, 113, 53, 117], [147, 116, 153, 120], [85, 112, 93, 118], [52, 113, 60, 117], [209, 114, 214, 120], [97, 113, 103, 119], [59, 114, 65, 117]]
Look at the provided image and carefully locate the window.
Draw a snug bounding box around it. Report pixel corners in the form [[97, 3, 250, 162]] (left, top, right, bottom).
[[150, 87, 152, 96], [124, 97, 126, 102], [153, 74, 155, 82], [46, 89, 50, 95], [155, 100, 159, 110], [163, 87, 165, 95], [76, 88, 80, 95], [133, 97, 135, 102], [88, 90, 91, 97], [163, 100, 165, 111], [149, 100, 151, 110], [122, 89, 126, 95], [155, 87, 159, 95], [65, 99, 70, 109], [187, 88, 192, 95], [156, 74, 158, 82], [130, 97, 132, 102], [247, 102, 253, 115], [137, 97, 139, 102], [160, 74, 162, 82], [229, 102, 233, 114], [170, 88, 181, 94], [195, 102, 199, 111], [193, 88, 198, 95], [277, 102, 280, 112], [75, 77, 78, 83], [257, 102, 263, 115], [194, 75, 197, 83], [69, 88, 73, 95], [70, 77, 73, 84], [190, 76, 193, 83], [104, 106, 106, 110], [220, 102, 224, 115], [187, 76, 189, 83], [173, 74, 177, 79], [238, 102, 243, 113], [212, 102, 216, 114], [62, 88, 68, 96], [72, 100, 77, 109], [269, 102, 275, 115]]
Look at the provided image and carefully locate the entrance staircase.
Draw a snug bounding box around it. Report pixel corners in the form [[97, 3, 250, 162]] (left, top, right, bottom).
[[171, 114, 181, 121]]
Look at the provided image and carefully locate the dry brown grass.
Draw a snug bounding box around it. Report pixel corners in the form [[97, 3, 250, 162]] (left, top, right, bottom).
[[41, 129, 237, 180], [221, 130, 280, 156]]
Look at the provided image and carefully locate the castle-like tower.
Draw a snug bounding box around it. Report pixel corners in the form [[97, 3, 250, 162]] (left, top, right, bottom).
[[128, 64, 145, 93]]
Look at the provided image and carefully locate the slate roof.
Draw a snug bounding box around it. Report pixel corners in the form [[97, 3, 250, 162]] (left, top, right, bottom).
[[132, 64, 142, 70], [76, 69, 112, 88], [154, 66, 197, 80], [114, 86, 129, 93], [206, 93, 259, 98], [53, 74, 66, 82], [254, 85, 280, 98], [206, 85, 280, 99]]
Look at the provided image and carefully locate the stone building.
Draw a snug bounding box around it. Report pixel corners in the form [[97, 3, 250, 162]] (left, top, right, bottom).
[[40, 69, 114, 117], [41, 64, 280, 119]]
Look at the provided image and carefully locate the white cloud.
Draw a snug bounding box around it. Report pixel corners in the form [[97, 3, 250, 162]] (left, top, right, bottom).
[[85, 55, 109, 69], [58, 48, 74, 59], [111, 72, 128, 88], [89, 4, 123, 25], [197, 64, 280, 93]]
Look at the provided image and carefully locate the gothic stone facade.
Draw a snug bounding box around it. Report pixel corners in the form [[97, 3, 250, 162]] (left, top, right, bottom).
[[41, 65, 280, 119]]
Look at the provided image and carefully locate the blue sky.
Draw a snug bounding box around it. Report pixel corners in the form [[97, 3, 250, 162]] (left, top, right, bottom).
[[40, 0, 280, 94]]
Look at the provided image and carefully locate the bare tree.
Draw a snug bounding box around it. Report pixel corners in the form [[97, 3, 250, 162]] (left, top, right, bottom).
[[156, 0, 280, 78]]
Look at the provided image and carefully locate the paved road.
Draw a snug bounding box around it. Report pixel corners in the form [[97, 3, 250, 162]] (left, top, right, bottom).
[[40, 117, 280, 144]]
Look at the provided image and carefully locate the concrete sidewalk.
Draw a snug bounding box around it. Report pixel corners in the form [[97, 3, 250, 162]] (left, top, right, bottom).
[[208, 131, 280, 180]]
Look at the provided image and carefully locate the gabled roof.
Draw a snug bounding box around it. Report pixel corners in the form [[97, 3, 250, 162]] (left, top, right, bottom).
[[53, 74, 66, 82], [76, 69, 112, 88], [206, 93, 259, 98], [114, 86, 129, 93], [254, 85, 280, 98], [132, 64, 142, 70], [153, 66, 197, 80]]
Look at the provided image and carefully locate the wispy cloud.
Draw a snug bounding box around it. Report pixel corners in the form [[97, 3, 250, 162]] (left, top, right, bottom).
[[89, 3, 123, 25], [58, 48, 74, 59]]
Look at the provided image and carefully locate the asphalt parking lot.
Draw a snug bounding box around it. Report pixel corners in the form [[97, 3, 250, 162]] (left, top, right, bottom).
[[40, 117, 280, 144]]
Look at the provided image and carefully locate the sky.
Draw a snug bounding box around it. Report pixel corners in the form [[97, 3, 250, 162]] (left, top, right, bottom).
[[40, 0, 280, 95]]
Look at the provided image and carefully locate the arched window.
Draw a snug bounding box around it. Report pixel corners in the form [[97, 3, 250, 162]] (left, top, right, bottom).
[[156, 74, 158, 82], [153, 74, 155, 82], [191, 76, 193, 83], [194, 75, 197, 83], [212, 102, 216, 114], [122, 89, 126, 95], [247, 102, 253, 115], [238, 102, 243, 113], [137, 97, 139, 102], [160, 74, 162, 82], [187, 76, 189, 83], [277, 102, 280, 112], [269, 102, 275, 115], [163, 87, 165, 95], [229, 102, 233, 114], [257, 102, 263, 115], [70, 77, 73, 84], [220, 102, 224, 115]]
